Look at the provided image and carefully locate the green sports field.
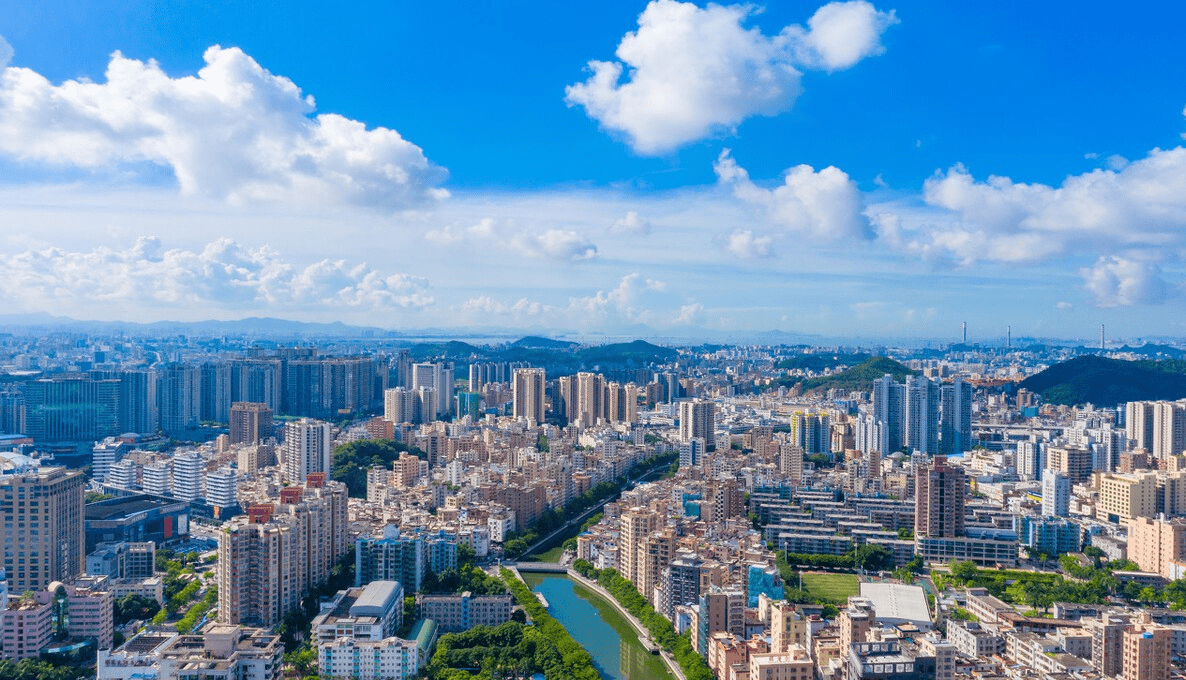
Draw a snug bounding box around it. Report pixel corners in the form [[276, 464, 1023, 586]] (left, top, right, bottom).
[[799, 573, 860, 603]]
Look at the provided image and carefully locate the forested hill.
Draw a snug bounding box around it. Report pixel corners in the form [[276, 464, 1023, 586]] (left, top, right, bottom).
[[1018, 355, 1186, 406]]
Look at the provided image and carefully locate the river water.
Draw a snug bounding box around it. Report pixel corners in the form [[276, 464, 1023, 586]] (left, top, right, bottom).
[[522, 573, 674, 680]]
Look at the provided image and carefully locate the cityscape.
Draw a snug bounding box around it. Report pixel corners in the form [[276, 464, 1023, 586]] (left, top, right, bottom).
[[3, 2, 1186, 680]]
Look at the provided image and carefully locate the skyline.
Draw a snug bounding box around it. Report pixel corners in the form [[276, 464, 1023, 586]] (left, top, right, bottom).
[[1, 1, 1186, 339]]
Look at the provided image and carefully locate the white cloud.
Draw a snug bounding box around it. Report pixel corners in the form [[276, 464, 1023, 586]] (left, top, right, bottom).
[[1080, 257, 1173, 307], [786, 0, 899, 70], [462, 295, 548, 317], [726, 229, 776, 258], [0, 36, 12, 70], [1055, 301, 1073, 310], [715, 149, 872, 240], [0, 45, 447, 208], [610, 210, 651, 235], [511, 228, 599, 262], [565, 0, 896, 154], [673, 302, 704, 325], [919, 149, 1186, 265], [0, 237, 432, 313]]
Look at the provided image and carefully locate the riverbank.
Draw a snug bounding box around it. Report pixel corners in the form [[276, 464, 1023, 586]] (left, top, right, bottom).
[[523, 572, 675, 680], [565, 570, 688, 680]]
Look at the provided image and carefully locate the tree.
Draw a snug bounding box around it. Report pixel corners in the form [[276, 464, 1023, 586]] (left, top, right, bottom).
[[115, 593, 161, 626], [950, 561, 979, 582], [853, 545, 893, 572]]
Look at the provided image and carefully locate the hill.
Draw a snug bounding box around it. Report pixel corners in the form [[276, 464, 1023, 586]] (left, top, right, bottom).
[[511, 336, 578, 350], [1019, 355, 1186, 406], [795, 356, 918, 393], [576, 340, 678, 365], [777, 352, 870, 373]]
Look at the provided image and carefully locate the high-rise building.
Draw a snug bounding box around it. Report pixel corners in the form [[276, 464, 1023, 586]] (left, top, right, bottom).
[[915, 456, 965, 538], [662, 557, 702, 620], [455, 392, 481, 421], [108, 459, 140, 491], [172, 451, 204, 502], [142, 461, 170, 496], [200, 362, 232, 423], [790, 412, 829, 454], [679, 400, 715, 450], [1086, 612, 1133, 678], [619, 508, 656, 592], [1016, 440, 1043, 480], [940, 377, 972, 455], [555, 376, 577, 424], [905, 376, 940, 454], [512, 368, 546, 424], [157, 363, 200, 438], [355, 525, 427, 592], [872, 374, 905, 454], [229, 402, 273, 445], [206, 467, 239, 511], [217, 477, 349, 626], [1126, 516, 1186, 578], [1122, 621, 1171, 680], [1126, 401, 1156, 453], [573, 372, 605, 427], [1042, 471, 1070, 517], [114, 370, 157, 435], [411, 362, 453, 419], [230, 359, 283, 412], [383, 387, 421, 425], [23, 377, 120, 442], [606, 382, 638, 423], [1153, 401, 1186, 459], [283, 418, 333, 483], [1045, 445, 1094, 484], [0, 462, 86, 592], [91, 437, 128, 483]]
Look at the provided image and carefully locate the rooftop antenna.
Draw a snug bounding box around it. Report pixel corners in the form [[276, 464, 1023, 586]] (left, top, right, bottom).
[[962, 322, 967, 344]]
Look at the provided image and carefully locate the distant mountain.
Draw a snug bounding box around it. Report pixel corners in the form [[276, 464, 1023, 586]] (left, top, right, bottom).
[[577, 340, 678, 365], [408, 340, 487, 360], [0, 314, 399, 338], [510, 336, 578, 350], [1112, 343, 1186, 359], [793, 356, 918, 393], [1019, 355, 1186, 406]]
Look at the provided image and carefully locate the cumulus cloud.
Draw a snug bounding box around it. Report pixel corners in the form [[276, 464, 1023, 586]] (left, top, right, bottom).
[[715, 149, 872, 240], [673, 302, 704, 325], [785, 1, 899, 70], [510, 229, 599, 262], [461, 295, 547, 316], [0, 237, 432, 312], [918, 149, 1186, 265], [610, 210, 651, 235], [726, 229, 776, 258], [0, 45, 447, 208], [427, 218, 598, 262], [565, 0, 897, 153], [1080, 257, 1173, 307]]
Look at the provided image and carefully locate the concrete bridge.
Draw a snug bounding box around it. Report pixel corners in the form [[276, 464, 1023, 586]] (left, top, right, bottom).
[[510, 561, 569, 573]]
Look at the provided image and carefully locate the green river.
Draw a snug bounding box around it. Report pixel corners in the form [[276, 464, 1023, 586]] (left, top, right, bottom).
[[521, 572, 674, 680]]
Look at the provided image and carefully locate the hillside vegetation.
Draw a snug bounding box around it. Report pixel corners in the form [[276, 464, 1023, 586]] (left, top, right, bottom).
[[1019, 355, 1186, 406], [787, 356, 918, 393]]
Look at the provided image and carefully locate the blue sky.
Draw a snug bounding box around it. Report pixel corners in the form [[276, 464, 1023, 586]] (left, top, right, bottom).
[[0, 0, 1185, 342]]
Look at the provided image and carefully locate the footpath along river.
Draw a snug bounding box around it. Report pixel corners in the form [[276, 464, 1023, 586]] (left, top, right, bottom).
[[522, 572, 674, 680]]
